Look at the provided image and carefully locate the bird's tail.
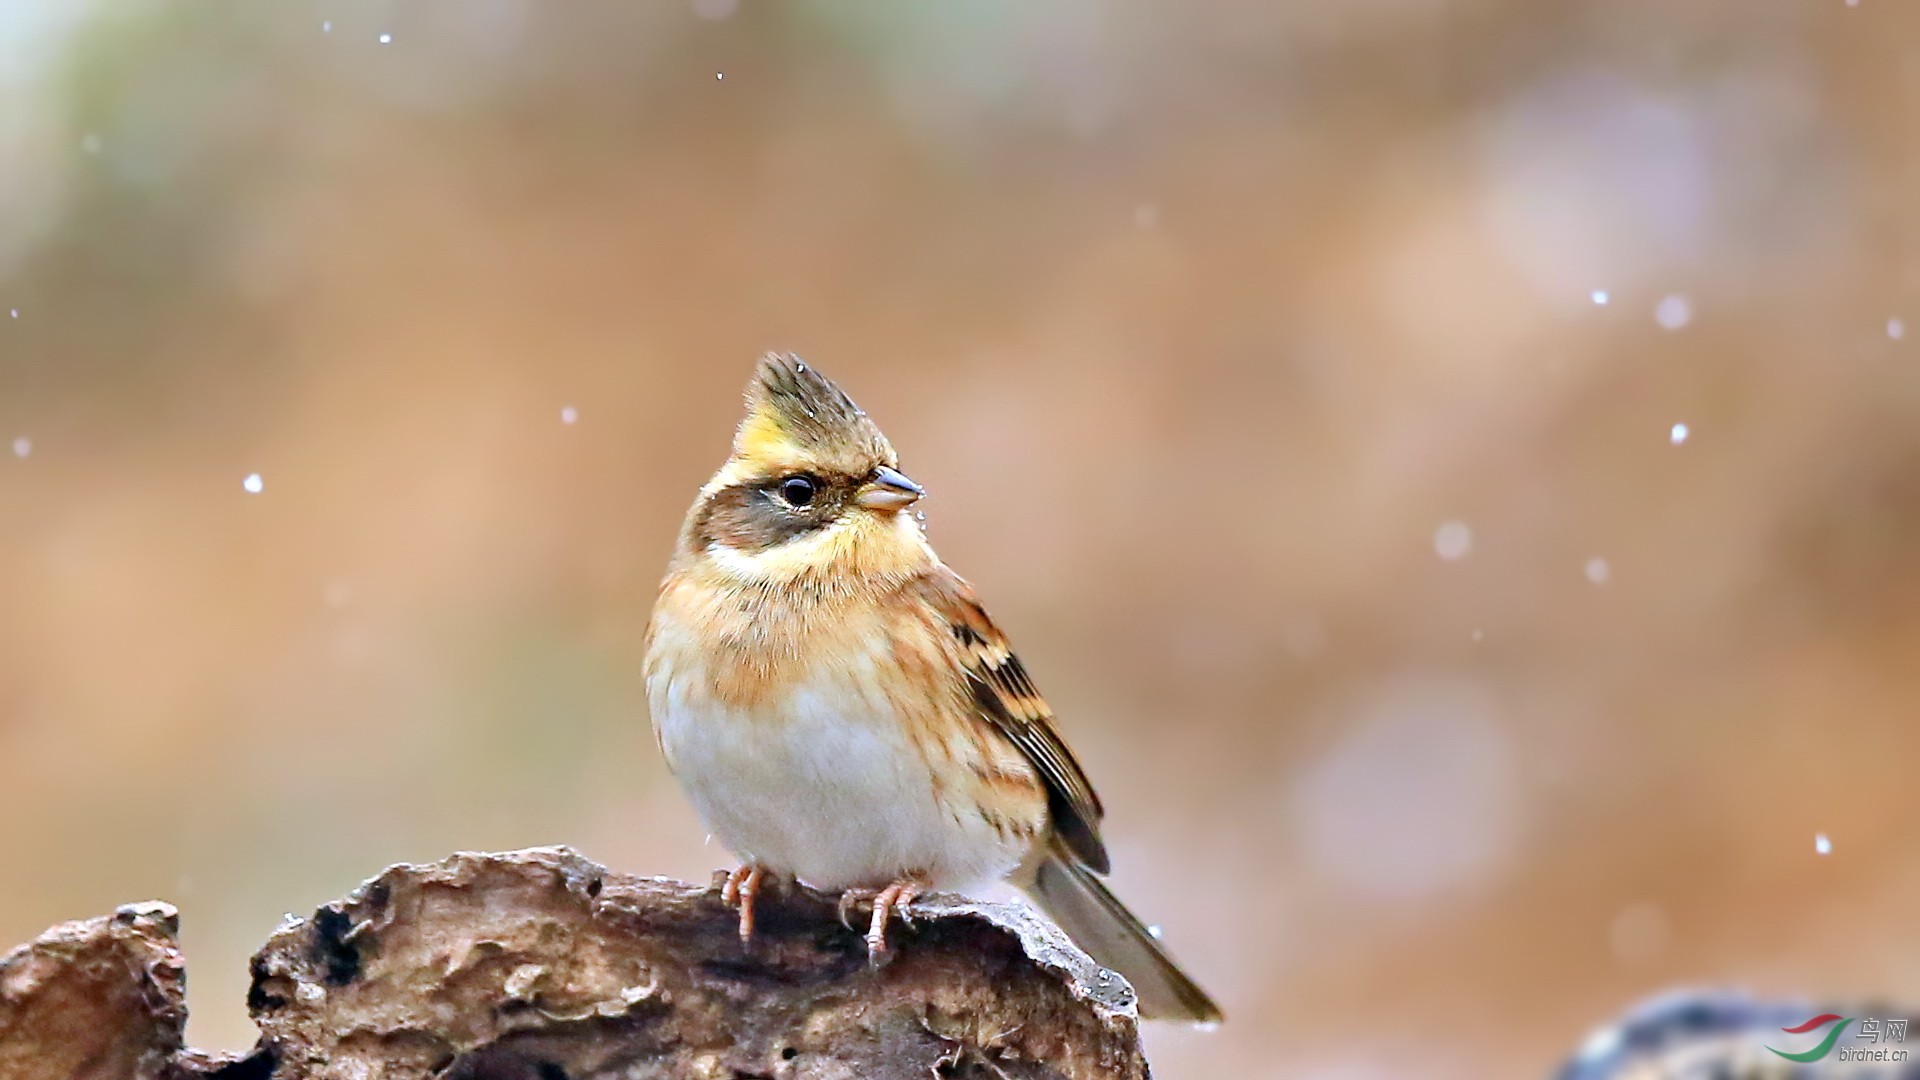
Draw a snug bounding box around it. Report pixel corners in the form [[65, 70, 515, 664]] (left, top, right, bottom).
[[1027, 851, 1222, 1023]]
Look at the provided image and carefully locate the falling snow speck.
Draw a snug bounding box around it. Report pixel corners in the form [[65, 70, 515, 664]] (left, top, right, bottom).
[[560, 406, 579, 425], [378, 32, 392, 44], [1670, 423, 1689, 445], [11, 437, 29, 459], [1816, 833, 1832, 855], [1888, 318, 1905, 341], [1654, 294, 1692, 331], [1434, 520, 1473, 562], [322, 19, 332, 32], [8, 309, 15, 319], [242, 472, 264, 494], [1590, 289, 1609, 306], [1585, 557, 1611, 585], [715, 72, 724, 80]]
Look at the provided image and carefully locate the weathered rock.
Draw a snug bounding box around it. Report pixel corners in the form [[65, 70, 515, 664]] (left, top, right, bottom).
[[13, 851, 1920, 1079], [0, 901, 189, 1080], [247, 847, 1145, 1079], [0, 848, 1147, 1079]]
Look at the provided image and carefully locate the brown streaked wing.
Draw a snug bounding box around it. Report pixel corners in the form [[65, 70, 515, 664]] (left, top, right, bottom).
[[915, 569, 1110, 874]]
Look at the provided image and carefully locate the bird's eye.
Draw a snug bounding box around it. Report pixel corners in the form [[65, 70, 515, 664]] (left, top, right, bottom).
[[777, 475, 818, 508]]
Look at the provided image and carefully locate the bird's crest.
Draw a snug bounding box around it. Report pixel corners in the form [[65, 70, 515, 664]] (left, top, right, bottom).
[[732, 353, 895, 473]]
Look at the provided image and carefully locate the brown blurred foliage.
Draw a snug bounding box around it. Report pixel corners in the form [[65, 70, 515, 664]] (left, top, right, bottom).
[[3, 2, 1919, 1076]]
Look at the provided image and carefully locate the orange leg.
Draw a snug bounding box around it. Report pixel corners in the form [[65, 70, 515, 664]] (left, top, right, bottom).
[[838, 879, 924, 963], [718, 864, 776, 945]]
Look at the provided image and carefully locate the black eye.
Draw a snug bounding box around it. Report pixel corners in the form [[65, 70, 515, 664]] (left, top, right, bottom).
[[777, 475, 818, 508]]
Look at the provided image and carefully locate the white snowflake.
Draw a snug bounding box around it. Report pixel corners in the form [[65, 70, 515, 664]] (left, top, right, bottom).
[[1434, 521, 1473, 562], [1654, 294, 1691, 330]]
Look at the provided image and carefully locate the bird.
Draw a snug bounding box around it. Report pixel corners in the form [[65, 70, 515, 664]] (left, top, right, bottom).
[[643, 352, 1221, 1023]]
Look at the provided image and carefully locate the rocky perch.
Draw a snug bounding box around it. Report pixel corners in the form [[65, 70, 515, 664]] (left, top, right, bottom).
[[15, 845, 1908, 1078], [0, 847, 1148, 1080]]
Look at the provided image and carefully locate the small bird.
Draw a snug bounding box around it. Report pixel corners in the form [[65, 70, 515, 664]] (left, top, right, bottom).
[[644, 353, 1221, 1023]]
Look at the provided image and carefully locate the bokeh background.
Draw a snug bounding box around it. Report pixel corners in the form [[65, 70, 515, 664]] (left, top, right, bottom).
[[4, 1, 1919, 1076]]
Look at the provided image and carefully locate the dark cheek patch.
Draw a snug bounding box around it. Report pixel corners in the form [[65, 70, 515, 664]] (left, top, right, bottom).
[[693, 483, 838, 552]]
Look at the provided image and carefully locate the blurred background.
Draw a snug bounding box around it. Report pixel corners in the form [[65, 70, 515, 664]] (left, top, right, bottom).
[[3, 1, 1918, 1076]]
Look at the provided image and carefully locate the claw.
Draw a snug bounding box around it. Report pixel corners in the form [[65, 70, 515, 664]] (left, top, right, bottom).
[[719, 864, 773, 946], [836, 888, 873, 933], [863, 880, 923, 965]]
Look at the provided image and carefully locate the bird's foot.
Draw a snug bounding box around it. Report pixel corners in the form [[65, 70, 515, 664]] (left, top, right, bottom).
[[715, 863, 781, 946], [836, 878, 925, 965]]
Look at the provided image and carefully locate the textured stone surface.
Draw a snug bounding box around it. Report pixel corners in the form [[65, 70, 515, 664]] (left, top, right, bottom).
[[9, 852, 1920, 1079], [0, 848, 1146, 1080], [246, 847, 1146, 1080], [0, 901, 191, 1080]]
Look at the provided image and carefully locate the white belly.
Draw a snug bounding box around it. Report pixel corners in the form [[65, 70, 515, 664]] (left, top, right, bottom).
[[651, 669, 1029, 892]]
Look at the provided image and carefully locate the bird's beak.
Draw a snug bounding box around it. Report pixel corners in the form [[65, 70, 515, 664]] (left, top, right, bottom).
[[856, 465, 924, 510]]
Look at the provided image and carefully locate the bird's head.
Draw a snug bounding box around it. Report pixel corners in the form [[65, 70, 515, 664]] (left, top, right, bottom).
[[680, 353, 931, 586]]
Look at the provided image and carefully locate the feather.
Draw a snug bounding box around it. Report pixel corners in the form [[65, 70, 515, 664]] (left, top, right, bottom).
[[1030, 846, 1223, 1023], [732, 353, 895, 474], [915, 570, 1109, 874]]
